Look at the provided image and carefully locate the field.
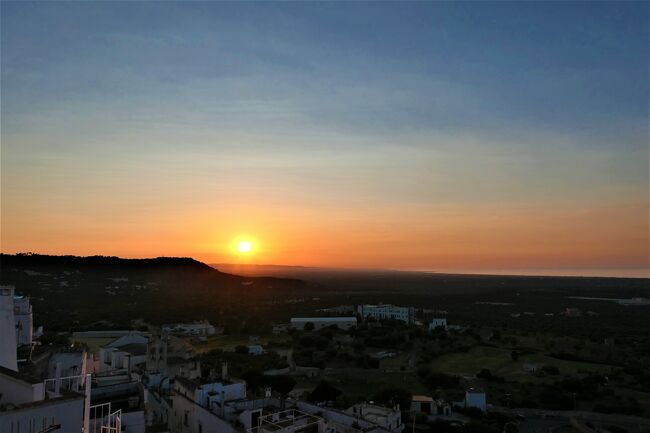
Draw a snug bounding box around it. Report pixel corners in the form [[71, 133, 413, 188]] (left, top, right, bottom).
[[429, 346, 614, 380]]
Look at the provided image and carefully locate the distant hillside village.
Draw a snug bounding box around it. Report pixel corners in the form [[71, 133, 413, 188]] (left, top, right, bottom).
[[2, 285, 650, 433]]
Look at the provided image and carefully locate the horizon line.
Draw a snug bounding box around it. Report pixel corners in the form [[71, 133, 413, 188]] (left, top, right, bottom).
[[2, 251, 648, 280]]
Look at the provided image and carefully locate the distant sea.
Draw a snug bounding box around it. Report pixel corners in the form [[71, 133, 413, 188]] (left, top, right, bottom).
[[423, 268, 650, 279]]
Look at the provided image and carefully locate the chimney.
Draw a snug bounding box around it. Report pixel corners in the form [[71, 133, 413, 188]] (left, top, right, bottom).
[[220, 390, 226, 418], [222, 362, 228, 380]]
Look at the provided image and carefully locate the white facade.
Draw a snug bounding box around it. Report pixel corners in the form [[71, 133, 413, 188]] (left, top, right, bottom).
[[13, 295, 33, 347], [0, 366, 122, 433], [464, 390, 486, 412], [358, 305, 415, 324], [170, 377, 246, 433], [428, 318, 447, 331], [290, 317, 357, 331], [0, 287, 38, 379], [0, 286, 18, 371], [0, 394, 85, 433], [170, 390, 239, 433], [48, 351, 88, 380], [99, 332, 149, 372], [174, 377, 247, 408], [0, 370, 46, 404]]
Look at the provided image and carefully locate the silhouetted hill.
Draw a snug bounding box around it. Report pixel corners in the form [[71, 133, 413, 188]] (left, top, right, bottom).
[[3, 253, 216, 272], [0, 253, 310, 332]]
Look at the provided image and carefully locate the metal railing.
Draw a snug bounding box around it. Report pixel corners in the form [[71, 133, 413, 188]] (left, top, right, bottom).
[[248, 409, 323, 433], [43, 373, 87, 398], [89, 402, 122, 433]]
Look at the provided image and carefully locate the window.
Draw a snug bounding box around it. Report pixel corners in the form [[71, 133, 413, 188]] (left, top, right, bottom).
[[184, 412, 189, 427]]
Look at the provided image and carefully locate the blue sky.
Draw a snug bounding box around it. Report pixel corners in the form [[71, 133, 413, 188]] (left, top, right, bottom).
[[1, 2, 648, 274], [3, 2, 647, 134]]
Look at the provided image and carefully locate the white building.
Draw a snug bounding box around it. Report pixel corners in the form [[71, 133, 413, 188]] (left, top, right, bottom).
[[357, 305, 415, 324], [0, 286, 35, 370], [162, 321, 217, 336], [170, 373, 247, 433], [410, 395, 451, 417], [48, 349, 88, 382], [99, 332, 149, 373], [0, 286, 19, 371], [428, 318, 447, 331], [345, 402, 403, 432], [0, 351, 101, 433], [248, 345, 264, 356], [290, 317, 357, 331], [13, 294, 33, 347], [464, 389, 486, 412]]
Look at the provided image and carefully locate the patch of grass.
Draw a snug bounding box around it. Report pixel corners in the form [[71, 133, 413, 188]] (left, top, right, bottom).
[[429, 346, 613, 380]]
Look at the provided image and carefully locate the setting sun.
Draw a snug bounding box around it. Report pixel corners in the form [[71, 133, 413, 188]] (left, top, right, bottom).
[[237, 240, 252, 253]]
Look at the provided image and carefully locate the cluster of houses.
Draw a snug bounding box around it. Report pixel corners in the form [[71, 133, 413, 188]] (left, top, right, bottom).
[[0, 289, 487, 433], [410, 388, 487, 418]]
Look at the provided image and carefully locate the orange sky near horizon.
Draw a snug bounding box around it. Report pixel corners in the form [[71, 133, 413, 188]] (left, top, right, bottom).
[[2, 198, 648, 277]]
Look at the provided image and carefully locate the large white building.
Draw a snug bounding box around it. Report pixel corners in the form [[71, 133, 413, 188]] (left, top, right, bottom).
[[290, 317, 357, 331], [357, 304, 415, 324]]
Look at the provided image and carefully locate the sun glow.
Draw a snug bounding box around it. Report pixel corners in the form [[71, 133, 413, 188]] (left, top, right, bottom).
[[230, 235, 257, 257], [238, 240, 252, 253]]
